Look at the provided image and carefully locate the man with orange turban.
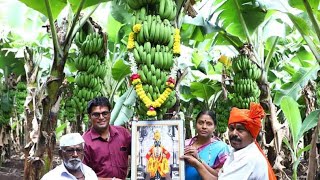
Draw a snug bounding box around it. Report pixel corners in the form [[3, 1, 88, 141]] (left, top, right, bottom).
[[181, 102, 277, 180], [219, 102, 276, 180]]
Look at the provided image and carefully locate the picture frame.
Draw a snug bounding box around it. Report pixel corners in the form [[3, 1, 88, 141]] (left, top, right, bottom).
[[131, 120, 185, 180]]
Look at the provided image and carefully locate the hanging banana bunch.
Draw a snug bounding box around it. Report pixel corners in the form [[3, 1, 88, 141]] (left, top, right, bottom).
[[126, 0, 180, 119], [60, 87, 77, 122], [72, 22, 106, 114], [15, 82, 27, 114], [231, 54, 261, 109], [215, 96, 231, 134]]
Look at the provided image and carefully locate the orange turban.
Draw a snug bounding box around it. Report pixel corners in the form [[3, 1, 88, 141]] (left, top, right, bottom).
[[228, 102, 277, 180], [228, 102, 265, 138]]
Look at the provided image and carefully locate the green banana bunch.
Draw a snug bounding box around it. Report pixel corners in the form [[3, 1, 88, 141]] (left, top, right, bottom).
[[215, 96, 230, 134], [74, 54, 100, 71], [15, 82, 27, 114], [127, 0, 159, 10], [61, 98, 77, 122], [72, 21, 106, 115], [79, 32, 104, 55], [158, 0, 177, 21], [231, 54, 261, 109], [75, 30, 86, 47], [128, 0, 179, 118]]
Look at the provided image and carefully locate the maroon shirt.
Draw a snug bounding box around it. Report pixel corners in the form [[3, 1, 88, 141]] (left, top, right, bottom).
[[82, 126, 131, 179]]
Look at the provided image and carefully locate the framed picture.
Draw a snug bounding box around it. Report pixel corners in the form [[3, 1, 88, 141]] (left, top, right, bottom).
[[131, 120, 185, 180]]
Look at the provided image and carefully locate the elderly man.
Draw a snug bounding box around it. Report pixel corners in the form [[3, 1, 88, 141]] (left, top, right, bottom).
[[182, 102, 276, 180], [41, 133, 98, 180]]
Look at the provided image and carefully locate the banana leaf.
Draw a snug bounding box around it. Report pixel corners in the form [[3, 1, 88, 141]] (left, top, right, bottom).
[[18, 0, 110, 19], [110, 86, 136, 125], [280, 96, 301, 148], [274, 65, 319, 105]]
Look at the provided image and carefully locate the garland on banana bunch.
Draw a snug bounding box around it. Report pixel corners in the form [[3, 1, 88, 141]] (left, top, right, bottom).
[[72, 22, 106, 114], [126, 0, 179, 118], [231, 54, 261, 109], [15, 82, 27, 114]]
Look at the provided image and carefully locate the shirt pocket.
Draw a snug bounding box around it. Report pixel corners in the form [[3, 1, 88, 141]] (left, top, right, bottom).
[[112, 146, 129, 168]]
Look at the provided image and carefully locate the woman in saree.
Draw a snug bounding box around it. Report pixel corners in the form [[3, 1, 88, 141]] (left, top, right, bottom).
[[184, 110, 230, 180]]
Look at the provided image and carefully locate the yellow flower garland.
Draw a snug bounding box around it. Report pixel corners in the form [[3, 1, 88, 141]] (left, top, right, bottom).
[[127, 24, 142, 50], [131, 74, 175, 116], [173, 28, 181, 55]]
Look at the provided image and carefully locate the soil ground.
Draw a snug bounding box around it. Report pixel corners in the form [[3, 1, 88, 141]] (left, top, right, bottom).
[[0, 155, 24, 179]]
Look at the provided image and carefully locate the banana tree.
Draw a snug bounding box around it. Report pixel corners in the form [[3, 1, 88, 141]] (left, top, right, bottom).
[[258, 1, 320, 178], [280, 96, 319, 180]]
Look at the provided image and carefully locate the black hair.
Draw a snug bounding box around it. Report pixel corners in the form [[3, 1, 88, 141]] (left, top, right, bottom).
[[87, 97, 111, 114], [195, 110, 217, 125]]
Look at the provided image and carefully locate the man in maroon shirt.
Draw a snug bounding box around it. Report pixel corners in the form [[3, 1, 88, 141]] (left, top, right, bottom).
[[82, 97, 131, 180]]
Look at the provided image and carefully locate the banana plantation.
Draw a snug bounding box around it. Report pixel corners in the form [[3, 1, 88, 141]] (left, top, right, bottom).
[[0, 0, 319, 179]]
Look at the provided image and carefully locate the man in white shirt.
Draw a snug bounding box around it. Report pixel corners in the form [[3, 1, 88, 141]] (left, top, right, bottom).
[[41, 133, 98, 180], [181, 103, 276, 180]]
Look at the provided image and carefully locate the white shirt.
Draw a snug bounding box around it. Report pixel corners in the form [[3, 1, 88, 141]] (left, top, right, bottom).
[[218, 142, 268, 180], [41, 163, 98, 180]]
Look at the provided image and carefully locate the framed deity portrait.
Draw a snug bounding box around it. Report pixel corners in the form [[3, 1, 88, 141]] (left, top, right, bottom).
[[131, 120, 185, 180]]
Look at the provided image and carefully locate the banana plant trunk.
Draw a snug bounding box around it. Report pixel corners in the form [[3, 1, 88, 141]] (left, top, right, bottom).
[[307, 118, 320, 179], [23, 47, 41, 180], [24, 53, 66, 180], [23, 24, 70, 178], [259, 71, 280, 175]]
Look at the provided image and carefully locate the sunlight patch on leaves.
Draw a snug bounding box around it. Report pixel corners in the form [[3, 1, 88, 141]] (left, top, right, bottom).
[[19, 0, 67, 19], [68, 0, 109, 12], [106, 14, 123, 43]]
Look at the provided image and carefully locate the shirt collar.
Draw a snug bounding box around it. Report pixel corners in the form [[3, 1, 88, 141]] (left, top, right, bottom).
[[90, 126, 118, 140], [231, 142, 255, 160]]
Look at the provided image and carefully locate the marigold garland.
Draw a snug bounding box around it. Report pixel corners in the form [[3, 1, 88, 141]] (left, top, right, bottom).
[[173, 28, 181, 55], [133, 24, 142, 33], [127, 24, 142, 50], [131, 73, 175, 116], [127, 32, 135, 49]]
